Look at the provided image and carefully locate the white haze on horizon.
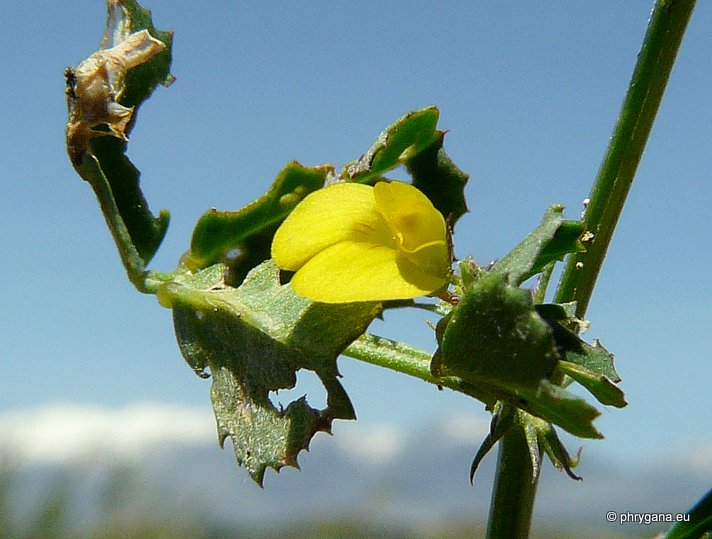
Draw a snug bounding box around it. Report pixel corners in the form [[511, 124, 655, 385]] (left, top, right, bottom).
[[0, 401, 491, 469]]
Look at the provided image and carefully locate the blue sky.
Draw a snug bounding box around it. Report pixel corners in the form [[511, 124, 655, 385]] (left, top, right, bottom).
[[3, 0, 712, 489]]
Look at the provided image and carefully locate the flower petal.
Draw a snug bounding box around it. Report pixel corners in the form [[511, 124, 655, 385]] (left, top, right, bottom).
[[271, 183, 392, 271], [404, 239, 451, 279], [291, 241, 447, 303], [373, 181, 447, 251], [373, 181, 450, 278]]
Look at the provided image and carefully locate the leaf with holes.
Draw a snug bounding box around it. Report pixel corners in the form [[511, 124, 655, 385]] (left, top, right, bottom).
[[160, 261, 380, 484]]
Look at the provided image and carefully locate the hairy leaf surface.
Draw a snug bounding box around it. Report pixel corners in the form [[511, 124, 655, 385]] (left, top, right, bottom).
[[161, 261, 380, 484]]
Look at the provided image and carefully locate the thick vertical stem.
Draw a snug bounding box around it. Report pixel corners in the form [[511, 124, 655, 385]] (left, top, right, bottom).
[[555, 0, 696, 316], [487, 2, 696, 537], [486, 426, 539, 539]]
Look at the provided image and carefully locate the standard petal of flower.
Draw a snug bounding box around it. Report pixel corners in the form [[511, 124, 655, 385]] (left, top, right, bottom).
[[373, 181, 447, 251], [373, 181, 449, 277], [291, 241, 446, 303], [271, 183, 392, 271]]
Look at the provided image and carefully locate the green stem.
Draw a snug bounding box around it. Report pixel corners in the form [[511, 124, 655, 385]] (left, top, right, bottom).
[[344, 333, 498, 406], [486, 425, 539, 539], [488, 2, 696, 538], [555, 0, 696, 317], [142, 271, 177, 294]]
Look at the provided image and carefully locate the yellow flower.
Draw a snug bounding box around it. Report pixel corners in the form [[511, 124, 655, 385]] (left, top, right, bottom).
[[271, 181, 450, 303]]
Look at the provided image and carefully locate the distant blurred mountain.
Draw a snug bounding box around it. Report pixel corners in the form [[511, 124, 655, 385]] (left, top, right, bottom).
[[1, 403, 710, 537]]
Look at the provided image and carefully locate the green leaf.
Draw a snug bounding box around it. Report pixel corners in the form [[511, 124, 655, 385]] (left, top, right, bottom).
[[516, 381, 602, 439], [536, 303, 619, 381], [557, 361, 627, 408], [535, 303, 625, 408], [66, 0, 173, 283], [189, 162, 333, 281], [521, 411, 582, 480], [88, 138, 170, 265], [470, 402, 514, 483], [492, 205, 585, 286], [562, 336, 620, 383], [666, 487, 712, 539], [341, 107, 440, 183], [533, 301, 577, 321], [340, 107, 469, 231], [470, 404, 584, 485], [520, 413, 543, 482], [160, 260, 380, 484], [432, 270, 604, 439], [406, 131, 469, 227], [432, 272, 558, 392], [457, 257, 484, 292]]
